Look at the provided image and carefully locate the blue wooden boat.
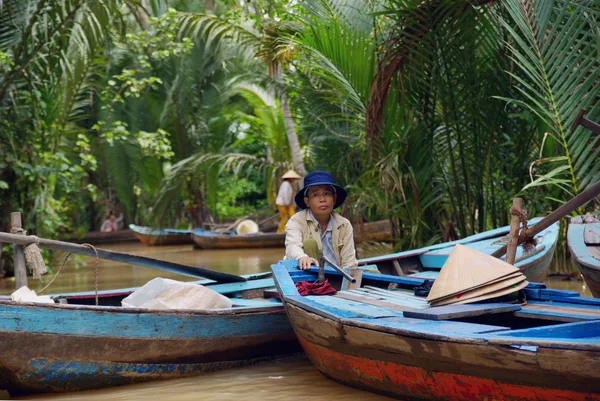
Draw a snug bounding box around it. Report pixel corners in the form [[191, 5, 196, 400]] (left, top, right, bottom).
[[191, 228, 285, 249], [272, 260, 600, 401], [129, 224, 194, 246], [359, 217, 559, 281], [0, 273, 298, 395], [568, 218, 600, 297]]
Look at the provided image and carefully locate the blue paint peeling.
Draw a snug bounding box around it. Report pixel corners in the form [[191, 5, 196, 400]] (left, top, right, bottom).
[[0, 304, 291, 339]]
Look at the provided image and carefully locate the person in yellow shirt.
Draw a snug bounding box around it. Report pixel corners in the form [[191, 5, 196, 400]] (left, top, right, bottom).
[[275, 170, 301, 232]]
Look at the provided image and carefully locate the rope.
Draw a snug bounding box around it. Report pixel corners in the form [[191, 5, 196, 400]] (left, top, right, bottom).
[[38, 243, 100, 305], [510, 207, 537, 252], [9, 227, 48, 279]]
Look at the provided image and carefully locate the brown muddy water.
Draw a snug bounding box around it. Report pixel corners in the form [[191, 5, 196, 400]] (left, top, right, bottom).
[[0, 242, 591, 400]]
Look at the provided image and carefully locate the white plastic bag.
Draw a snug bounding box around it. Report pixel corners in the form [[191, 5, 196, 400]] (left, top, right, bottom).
[[11, 286, 54, 304], [121, 278, 233, 310]]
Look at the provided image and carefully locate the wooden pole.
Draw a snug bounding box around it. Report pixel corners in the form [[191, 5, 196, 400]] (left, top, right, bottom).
[[492, 179, 600, 258], [505, 198, 522, 265], [0, 231, 246, 283], [10, 212, 28, 289]]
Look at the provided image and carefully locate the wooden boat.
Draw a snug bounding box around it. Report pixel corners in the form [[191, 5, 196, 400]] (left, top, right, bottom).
[[568, 217, 600, 297], [129, 224, 194, 246], [0, 273, 298, 395], [271, 260, 600, 401], [192, 228, 285, 249], [60, 229, 137, 245], [353, 219, 392, 243], [359, 217, 559, 281]]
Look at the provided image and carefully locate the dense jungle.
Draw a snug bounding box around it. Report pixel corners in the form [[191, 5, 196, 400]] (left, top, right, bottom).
[[0, 0, 598, 274]]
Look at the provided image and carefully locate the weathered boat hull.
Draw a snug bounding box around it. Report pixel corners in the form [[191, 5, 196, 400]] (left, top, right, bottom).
[[192, 229, 285, 249], [568, 221, 600, 297], [272, 261, 600, 401], [129, 224, 194, 246], [359, 217, 559, 282], [294, 324, 599, 401], [0, 300, 297, 395]]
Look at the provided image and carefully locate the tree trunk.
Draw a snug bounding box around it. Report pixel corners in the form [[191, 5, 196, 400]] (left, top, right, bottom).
[[280, 93, 306, 177]]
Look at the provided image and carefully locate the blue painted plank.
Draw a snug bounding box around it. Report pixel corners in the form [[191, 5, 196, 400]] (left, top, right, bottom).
[[0, 304, 290, 339], [206, 278, 275, 295], [540, 288, 580, 298], [406, 271, 439, 279], [515, 309, 599, 321], [304, 295, 403, 319], [342, 316, 511, 337], [552, 296, 600, 306], [526, 282, 546, 289], [492, 320, 600, 339], [271, 262, 300, 297], [403, 303, 521, 321], [304, 266, 425, 287], [291, 274, 318, 283], [527, 300, 600, 311]]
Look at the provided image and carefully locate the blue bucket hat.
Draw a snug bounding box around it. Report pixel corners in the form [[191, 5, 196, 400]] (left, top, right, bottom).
[[295, 170, 348, 210]]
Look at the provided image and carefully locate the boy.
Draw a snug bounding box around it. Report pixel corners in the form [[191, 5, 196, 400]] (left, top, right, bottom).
[[285, 170, 357, 270]]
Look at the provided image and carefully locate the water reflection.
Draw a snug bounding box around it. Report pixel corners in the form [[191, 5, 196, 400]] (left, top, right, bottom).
[[16, 356, 392, 401], [0, 241, 593, 400]]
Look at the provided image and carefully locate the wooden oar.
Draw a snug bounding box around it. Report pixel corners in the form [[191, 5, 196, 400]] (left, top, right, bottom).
[[491, 179, 600, 259], [0, 232, 246, 283]]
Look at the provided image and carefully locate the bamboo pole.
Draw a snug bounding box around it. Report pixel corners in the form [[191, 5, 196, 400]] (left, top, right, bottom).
[[505, 198, 522, 265], [0, 231, 246, 283], [492, 179, 600, 258], [10, 212, 28, 289]]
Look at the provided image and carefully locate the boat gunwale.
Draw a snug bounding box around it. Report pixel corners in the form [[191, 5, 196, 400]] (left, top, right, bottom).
[[0, 298, 284, 316]]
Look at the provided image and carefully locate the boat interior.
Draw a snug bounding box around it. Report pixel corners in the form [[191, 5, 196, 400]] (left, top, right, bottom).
[[277, 262, 600, 343], [48, 276, 283, 310]]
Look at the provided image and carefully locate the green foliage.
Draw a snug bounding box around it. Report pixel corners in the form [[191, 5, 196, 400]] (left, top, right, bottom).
[[499, 0, 600, 210], [215, 175, 267, 219]]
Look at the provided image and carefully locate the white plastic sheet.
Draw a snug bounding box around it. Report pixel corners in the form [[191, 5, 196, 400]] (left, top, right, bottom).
[[121, 278, 233, 310], [11, 286, 54, 304]]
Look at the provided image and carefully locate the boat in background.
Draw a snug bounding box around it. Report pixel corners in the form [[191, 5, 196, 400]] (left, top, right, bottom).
[[568, 216, 600, 297], [60, 229, 137, 245], [0, 272, 297, 395], [192, 228, 285, 250], [359, 217, 559, 281], [271, 260, 600, 401], [129, 224, 194, 246]]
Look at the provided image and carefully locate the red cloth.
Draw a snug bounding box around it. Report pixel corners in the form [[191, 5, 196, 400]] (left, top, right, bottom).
[[295, 279, 337, 296]]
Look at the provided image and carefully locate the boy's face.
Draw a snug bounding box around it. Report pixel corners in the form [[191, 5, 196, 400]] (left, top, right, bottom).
[[304, 185, 337, 219]]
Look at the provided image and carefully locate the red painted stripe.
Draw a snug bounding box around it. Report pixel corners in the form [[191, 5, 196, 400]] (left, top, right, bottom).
[[298, 337, 599, 401]]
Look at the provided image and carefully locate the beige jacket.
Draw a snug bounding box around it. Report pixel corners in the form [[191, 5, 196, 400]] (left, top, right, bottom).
[[285, 210, 357, 269]]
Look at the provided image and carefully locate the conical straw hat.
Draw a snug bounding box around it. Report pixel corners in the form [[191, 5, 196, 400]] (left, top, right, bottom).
[[444, 280, 528, 306], [430, 273, 526, 306], [426, 244, 520, 302], [281, 169, 301, 179], [236, 219, 259, 235], [428, 271, 523, 305]]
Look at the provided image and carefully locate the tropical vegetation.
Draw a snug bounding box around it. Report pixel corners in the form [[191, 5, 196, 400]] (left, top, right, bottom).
[[0, 0, 598, 272]]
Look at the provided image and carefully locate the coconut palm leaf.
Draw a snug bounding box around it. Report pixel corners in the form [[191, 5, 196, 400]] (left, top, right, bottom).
[[499, 0, 600, 201]]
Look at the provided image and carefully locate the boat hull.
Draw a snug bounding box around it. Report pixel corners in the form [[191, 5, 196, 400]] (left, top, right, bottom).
[[0, 301, 298, 395], [286, 303, 600, 401], [192, 230, 285, 249], [567, 222, 600, 297], [129, 225, 194, 246]]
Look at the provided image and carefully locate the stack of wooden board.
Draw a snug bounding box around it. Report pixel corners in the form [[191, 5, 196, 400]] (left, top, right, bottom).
[[426, 244, 528, 306]]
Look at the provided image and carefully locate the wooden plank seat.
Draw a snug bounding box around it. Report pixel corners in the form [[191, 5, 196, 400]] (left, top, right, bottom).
[[488, 320, 600, 351], [334, 286, 429, 312], [403, 303, 521, 321], [303, 295, 405, 319], [515, 301, 600, 322]]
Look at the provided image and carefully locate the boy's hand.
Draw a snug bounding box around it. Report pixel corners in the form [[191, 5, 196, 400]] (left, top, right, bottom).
[[298, 256, 319, 270]]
